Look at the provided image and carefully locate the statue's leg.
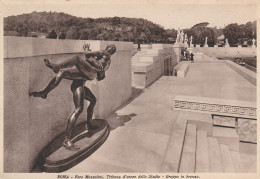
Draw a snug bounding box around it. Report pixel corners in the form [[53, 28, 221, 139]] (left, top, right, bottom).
[[84, 86, 98, 130], [44, 55, 100, 78], [29, 67, 81, 99], [44, 56, 81, 73], [63, 83, 85, 151]]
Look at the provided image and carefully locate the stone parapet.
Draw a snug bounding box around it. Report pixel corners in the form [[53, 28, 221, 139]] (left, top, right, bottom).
[[140, 44, 152, 49], [173, 95, 256, 119], [224, 60, 256, 86], [4, 36, 133, 59], [176, 62, 190, 77], [152, 43, 172, 49], [193, 46, 256, 58], [147, 48, 169, 55]]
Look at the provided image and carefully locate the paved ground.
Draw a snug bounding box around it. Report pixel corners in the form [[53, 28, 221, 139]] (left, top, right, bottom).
[[64, 62, 256, 173]]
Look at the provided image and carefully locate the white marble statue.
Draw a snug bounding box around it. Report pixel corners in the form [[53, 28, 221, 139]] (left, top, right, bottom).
[[180, 30, 184, 43], [204, 37, 208, 46], [252, 38, 256, 46], [176, 28, 181, 43], [184, 34, 188, 44], [225, 38, 229, 46], [190, 36, 193, 47]]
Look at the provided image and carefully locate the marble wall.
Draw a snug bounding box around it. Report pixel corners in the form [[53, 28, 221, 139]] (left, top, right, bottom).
[[193, 47, 256, 59], [4, 37, 133, 172]]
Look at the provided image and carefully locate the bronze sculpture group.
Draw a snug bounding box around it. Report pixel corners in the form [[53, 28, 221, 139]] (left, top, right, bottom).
[[29, 44, 116, 151]]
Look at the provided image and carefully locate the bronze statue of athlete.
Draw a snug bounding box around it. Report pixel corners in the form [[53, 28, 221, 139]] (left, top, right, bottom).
[[29, 44, 116, 151]]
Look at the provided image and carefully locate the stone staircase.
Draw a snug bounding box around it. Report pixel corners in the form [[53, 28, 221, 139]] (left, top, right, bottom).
[[179, 123, 246, 173], [132, 50, 149, 62], [131, 45, 173, 88], [160, 111, 255, 173]]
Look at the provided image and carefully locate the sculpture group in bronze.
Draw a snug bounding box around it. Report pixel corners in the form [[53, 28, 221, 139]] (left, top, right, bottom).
[[29, 44, 116, 151]]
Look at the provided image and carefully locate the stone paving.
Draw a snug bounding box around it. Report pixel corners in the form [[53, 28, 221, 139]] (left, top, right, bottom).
[[64, 61, 256, 173]]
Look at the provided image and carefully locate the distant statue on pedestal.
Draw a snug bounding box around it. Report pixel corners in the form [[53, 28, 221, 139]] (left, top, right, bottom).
[[29, 44, 116, 151], [184, 34, 188, 44], [204, 37, 208, 47], [252, 38, 256, 47], [190, 36, 193, 47], [176, 28, 181, 43], [180, 30, 184, 43], [225, 38, 230, 47]]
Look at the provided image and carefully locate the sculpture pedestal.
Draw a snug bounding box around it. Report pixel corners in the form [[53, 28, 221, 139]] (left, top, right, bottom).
[[38, 119, 110, 172], [172, 43, 184, 63]]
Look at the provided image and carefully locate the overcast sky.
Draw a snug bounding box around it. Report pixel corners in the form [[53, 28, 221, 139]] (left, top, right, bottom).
[[0, 0, 257, 29]]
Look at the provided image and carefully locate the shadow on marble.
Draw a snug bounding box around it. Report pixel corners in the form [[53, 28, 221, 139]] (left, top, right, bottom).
[[106, 113, 136, 131]]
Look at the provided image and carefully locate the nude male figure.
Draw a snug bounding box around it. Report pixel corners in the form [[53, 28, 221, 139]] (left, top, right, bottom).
[[29, 44, 116, 150]]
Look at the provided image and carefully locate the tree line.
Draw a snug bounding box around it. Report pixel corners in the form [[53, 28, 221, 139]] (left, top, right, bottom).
[[182, 21, 256, 46], [4, 11, 256, 45]]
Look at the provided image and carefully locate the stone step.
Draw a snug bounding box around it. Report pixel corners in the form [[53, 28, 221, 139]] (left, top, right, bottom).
[[219, 144, 236, 173], [239, 142, 257, 155], [230, 151, 246, 173], [159, 115, 187, 172], [179, 124, 197, 173], [132, 62, 154, 73], [208, 137, 223, 172], [240, 153, 257, 173], [213, 126, 239, 151], [185, 111, 213, 136], [177, 62, 190, 78], [195, 130, 209, 173]]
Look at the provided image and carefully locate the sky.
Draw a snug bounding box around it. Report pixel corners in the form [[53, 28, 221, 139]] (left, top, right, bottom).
[[0, 0, 257, 29]]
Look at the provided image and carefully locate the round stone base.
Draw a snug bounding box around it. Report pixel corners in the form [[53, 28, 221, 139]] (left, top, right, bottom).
[[38, 119, 110, 172]]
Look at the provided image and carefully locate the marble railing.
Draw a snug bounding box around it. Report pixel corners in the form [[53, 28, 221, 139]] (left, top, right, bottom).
[[173, 95, 256, 119]]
